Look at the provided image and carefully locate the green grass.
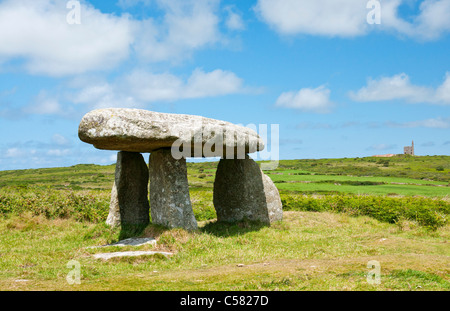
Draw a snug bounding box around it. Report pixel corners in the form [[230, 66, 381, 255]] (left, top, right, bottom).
[[2, 155, 448, 197], [266, 170, 447, 185], [0, 155, 449, 290], [280, 193, 449, 230], [0, 164, 115, 190], [275, 181, 450, 197], [0, 212, 448, 290], [271, 155, 450, 182]]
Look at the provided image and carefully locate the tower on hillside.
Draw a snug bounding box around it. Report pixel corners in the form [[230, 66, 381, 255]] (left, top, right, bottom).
[[404, 140, 415, 156]]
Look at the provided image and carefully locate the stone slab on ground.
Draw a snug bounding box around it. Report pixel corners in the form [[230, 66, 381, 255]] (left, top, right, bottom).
[[88, 237, 157, 248], [110, 237, 157, 247], [93, 251, 173, 260]]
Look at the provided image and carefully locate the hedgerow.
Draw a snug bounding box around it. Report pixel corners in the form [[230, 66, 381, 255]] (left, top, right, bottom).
[[0, 186, 109, 223], [1, 186, 448, 230], [280, 193, 449, 230]]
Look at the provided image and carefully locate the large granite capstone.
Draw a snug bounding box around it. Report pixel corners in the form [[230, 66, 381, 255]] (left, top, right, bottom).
[[78, 108, 264, 157]]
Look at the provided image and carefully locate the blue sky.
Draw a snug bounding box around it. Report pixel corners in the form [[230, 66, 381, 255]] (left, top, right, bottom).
[[0, 0, 449, 170]]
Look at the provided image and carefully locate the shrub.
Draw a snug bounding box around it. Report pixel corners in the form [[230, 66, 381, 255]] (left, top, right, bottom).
[[280, 193, 449, 230], [0, 186, 109, 223]]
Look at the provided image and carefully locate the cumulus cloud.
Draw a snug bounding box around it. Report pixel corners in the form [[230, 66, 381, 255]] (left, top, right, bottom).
[[0, 0, 135, 76], [0, 0, 231, 76], [52, 134, 71, 146], [133, 0, 222, 63], [23, 91, 66, 115], [254, 0, 450, 40], [275, 86, 334, 113], [70, 68, 247, 110], [0, 134, 111, 170], [254, 0, 368, 37], [349, 72, 450, 105], [413, 0, 450, 40], [224, 5, 245, 31], [10, 67, 249, 117], [386, 117, 450, 129], [5, 148, 26, 159], [119, 68, 245, 102]]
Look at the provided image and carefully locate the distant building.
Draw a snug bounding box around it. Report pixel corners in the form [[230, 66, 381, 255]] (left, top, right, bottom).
[[404, 140, 415, 156]]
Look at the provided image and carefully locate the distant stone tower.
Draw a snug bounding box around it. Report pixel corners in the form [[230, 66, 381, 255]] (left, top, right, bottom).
[[404, 140, 415, 156]]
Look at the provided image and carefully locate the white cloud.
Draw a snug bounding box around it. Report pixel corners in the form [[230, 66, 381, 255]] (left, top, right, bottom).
[[0, 0, 229, 76], [71, 68, 247, 110], [5, 148, 25, 158], [224, 5, 245, 31], [349, 73, 432, 102], [184, 68, 245, 98], [134, 0, 222, 63], [435, 73, 450, 103], [254, 0, 450, 40], [11, 67, 248, 117], [275, 86, 334, 113], [386, 117, 450, 129], [109, 154, 118, 163], [73, 82, 139, 109], [24, 91, 65, 115], [0, 135, 87, 170], [121, 68, 246, 102], [254, 0, 370, 37], [413, 0, 450, 40], [52, 134, 71, 146], [349, 72, 450, 105], [47, 149, 71, 157], [375, 0, 450, 40], [0, 0, 135, 76]]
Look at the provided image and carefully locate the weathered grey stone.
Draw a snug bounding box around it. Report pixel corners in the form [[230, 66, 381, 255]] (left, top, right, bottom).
[[78, 108, 264, 157], [112, 151, 150, 227], [213, 155, 283, 225], [86, 237, 157, 248], [261, 173, 284, 223], [106, 180, 120, 227], [149, 148, 198, 231], [93, 251, 173, 260], [109, 237, 157, 247]]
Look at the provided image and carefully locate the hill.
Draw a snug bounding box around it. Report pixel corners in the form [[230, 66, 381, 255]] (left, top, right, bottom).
[[1, 155, 448, 195], [0, 155, 448, 291]]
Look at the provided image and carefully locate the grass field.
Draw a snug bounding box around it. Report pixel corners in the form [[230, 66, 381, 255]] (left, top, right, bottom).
[[1, 211, 448, 291], [0, 155, 449, 291]]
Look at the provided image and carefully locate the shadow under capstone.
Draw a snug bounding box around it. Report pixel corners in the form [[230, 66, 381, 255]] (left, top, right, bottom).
[[200, 219, 268, 238]]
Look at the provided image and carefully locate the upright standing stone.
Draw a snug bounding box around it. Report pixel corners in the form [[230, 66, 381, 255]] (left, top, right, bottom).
[[149, 149, 198, 231], [106, 180, 120, 227], [261, 173, 284, 223], [213, 155, 283, 225], [108, 151, 150, 227]]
